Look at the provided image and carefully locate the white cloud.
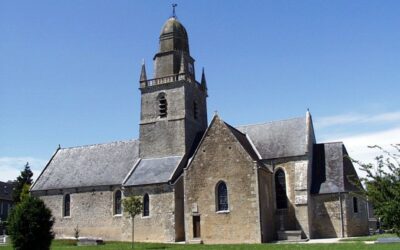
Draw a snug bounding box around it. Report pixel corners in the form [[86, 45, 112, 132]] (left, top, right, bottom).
[[0, 157, 47, 182], [315, 111, 400, 129]]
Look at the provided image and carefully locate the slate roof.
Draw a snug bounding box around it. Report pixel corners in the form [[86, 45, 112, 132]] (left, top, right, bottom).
[[311, 142, 362, 194], [236, 117, 307, 159], [0, 181, 14, 201], [225, 122, 260, 160], [123, 156, 183, 186], [31, 140, 139, 191]]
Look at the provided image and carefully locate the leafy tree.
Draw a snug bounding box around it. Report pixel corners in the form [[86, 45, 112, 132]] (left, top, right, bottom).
[[12, 162, 33, 203], [7, 196, 54, 250], [122, 196, 143, 249], [355, 144, 400, 236]]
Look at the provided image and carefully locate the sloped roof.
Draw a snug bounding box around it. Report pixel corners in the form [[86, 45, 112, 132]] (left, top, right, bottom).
[[225, 122, 260, 160], [31, 140, 139, 191], [311, 142, 362, 194], [236, 117, 307, 159], [123, 156, 183, 186]]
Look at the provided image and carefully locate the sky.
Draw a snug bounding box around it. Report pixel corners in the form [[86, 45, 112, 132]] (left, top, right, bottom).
[[1, 0, 400, 181]]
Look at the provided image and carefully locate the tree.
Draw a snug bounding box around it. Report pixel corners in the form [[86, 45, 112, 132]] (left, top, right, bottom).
[[12, 162, 33, 203], [7, 196, 54, 250], [355, 144, 400, 236], [122, 196, 143, 249]]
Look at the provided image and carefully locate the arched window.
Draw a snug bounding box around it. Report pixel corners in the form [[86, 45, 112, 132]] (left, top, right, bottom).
[[275, 169, 288, 209], [158, 94, 167, 118], [114, 190, 122, 215], [353, 197, 358, 213], [216, 181, 228, 211], [64, 194, 70, 217], [143, 193, 149, 217]]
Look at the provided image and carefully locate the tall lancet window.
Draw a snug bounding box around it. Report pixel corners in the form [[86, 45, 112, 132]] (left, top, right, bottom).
[[275, 169, 288, 209], [216, 181, 228, 211], [114, 190, 122, 215], [143, 193, 149, 217], [64, 194, 70, 217], [158, 94, 167, 118]]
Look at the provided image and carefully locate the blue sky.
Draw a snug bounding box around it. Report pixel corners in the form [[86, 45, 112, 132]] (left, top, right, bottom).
[[1, 0, 400, 181]]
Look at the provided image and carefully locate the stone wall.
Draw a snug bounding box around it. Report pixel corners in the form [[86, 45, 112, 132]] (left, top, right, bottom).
[[37, 187, 130, 241], [183, 117, 261, 244], [124, 184, 176, 242], [272, 157, 310, 238], [258, 168, 275, 242], [310, 193, 342, 238], [343, 194, 369, 237]]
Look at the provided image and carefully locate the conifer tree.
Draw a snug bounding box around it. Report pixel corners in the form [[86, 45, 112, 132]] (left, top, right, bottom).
[[12, 162, 33, 203]]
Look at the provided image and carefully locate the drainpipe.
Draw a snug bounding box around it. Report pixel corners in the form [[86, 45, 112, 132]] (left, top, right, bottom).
[[339, 192, 344, 238]]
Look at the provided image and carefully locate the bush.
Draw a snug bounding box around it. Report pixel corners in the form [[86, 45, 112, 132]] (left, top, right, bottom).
[[7, 196, 54, 250]]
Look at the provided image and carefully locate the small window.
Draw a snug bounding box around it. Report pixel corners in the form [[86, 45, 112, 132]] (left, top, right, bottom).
[[158, 95, 167, 118], [353, 197, 358, 213], [275, 169, 288, 209], [114, 190, 122, 215], [216, 181, 228, 211], [193, 101, 198, 120], [143, 193, 149, 217], [64, 194, 70, 217]]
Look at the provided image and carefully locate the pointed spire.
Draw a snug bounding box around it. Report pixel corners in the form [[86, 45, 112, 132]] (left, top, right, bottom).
[[140, 59, 147, 82], [200, 67, 208, 95]]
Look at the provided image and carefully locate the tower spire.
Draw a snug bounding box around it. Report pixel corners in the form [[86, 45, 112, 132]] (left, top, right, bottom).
[[140, 60, 147, 86], [201, 67, 208, 95]]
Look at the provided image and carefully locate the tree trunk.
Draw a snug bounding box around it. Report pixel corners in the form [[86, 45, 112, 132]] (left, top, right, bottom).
[[131, 217, 134, 249]]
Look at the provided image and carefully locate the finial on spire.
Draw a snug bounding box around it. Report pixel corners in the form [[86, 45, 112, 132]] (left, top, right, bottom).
[[58, 144, 61, 149], [172, 3, 178, 18]]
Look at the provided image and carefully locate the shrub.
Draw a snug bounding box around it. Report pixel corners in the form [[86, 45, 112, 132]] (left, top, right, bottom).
[[7, 196, 54, 250]]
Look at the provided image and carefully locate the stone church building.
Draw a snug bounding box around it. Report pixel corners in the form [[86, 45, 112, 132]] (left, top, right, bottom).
[[31, 15, 368, 243]]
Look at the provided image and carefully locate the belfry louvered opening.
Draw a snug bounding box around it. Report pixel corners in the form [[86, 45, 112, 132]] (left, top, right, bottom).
[[158, 94, 167, 118]]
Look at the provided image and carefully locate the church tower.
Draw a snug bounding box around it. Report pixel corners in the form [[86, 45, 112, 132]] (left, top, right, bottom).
[[139, 16, 208, 159]]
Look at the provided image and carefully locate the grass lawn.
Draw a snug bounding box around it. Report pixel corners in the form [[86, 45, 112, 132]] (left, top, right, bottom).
[[1, 239, 400, 250]]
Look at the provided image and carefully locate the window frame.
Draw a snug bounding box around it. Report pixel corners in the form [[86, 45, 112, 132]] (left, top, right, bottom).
[[216, 181, 229, 212], [63, 194, 71, 217], [275, 168, 288, 210], [114, 190, 122, 216], [157, 93, 167, 118], [143, 193, 150, 217], [353, 196, 359, 213]]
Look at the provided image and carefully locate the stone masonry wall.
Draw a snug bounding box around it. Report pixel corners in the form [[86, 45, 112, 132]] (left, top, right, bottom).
[[343, 193, 369, 237], [258, 168, 275, 242], [273, 157, 310, 238], [311, 193, 342, 238], [184, 117, 261, 244], [38, 187, 130, 241], [124, 184, 176, 242]]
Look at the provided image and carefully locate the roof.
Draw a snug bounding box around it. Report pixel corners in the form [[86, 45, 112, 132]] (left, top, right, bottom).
[[160, 17, 188, 38], [236, 117, 307, 159], [123, 156, 183, 186], [311, 142, 362, 194], [0, 181, 14, 201], [31, 140, 139, 191], [225, 122, 259, 160]]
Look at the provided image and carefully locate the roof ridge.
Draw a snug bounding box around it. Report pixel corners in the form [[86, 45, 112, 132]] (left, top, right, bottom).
[[224, 121, 246, 136], [236, 116, 305, 128], [141, 155, 183, 160], [60, 138, 138, 150]]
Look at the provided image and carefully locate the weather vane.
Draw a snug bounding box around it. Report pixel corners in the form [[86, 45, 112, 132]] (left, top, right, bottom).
[[172, 3, 178, 18]]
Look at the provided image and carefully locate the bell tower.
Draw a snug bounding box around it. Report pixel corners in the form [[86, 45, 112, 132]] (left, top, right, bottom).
[[138, 16, 208, 159]]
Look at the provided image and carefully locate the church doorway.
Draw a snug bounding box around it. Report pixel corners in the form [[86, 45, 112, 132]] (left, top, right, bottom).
[[193, 215, 201, 238]]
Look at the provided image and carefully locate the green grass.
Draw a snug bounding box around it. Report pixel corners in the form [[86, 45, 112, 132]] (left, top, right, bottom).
[[1, 240, 400, 250]]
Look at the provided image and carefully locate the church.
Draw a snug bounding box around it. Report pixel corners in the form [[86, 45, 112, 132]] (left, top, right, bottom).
[[31, 14, 369, 243]]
